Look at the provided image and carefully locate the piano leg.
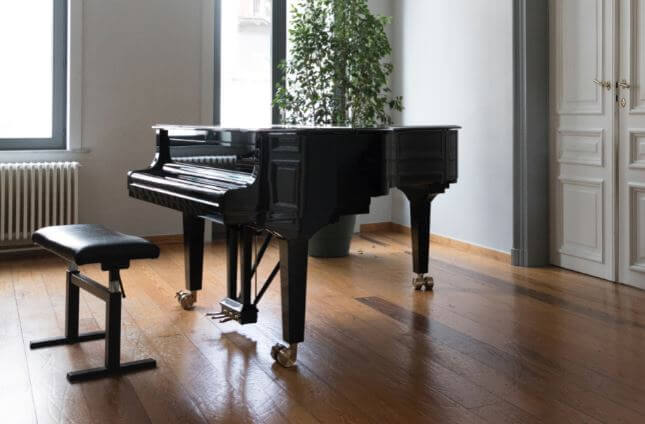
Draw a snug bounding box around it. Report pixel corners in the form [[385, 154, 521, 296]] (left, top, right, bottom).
[[239, 226, 254, 306], [176, 214, 204, 310], [226, 225, 238, 300], [271, 238, 308, 367], [402, 188, 437, 291], [236, 226, 258, 323]]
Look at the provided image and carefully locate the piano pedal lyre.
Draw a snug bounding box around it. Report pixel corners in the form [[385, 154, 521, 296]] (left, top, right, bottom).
[[412, 274, 434, 291], [176, 290, 197, 310], [206, 310, 240, 323], [207, 297, 257, 324], [271, 343, 298, 368]]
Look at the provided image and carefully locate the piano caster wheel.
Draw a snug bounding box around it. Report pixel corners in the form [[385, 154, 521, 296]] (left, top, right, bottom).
[[271, 343, 298, 368], [176, 290, 197, 310], [412, 274, 434, 291]]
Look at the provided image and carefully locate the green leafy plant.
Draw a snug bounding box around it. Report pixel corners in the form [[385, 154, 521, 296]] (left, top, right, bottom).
[[273, 0, 402, 127]]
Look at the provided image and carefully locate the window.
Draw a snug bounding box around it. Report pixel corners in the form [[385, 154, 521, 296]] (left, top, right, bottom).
[[214, 0, 286, 126], [0, 0, 67, 150]]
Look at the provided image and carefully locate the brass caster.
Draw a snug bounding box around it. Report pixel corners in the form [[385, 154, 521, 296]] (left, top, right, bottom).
[[412, 274, 434, 291], [271, 343, 298, 368], [175, 290, 197, 310]]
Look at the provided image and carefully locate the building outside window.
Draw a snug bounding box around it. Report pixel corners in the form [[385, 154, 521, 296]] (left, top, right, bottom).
[[0, 0, 67, 150], [220, 0, 273, 127]]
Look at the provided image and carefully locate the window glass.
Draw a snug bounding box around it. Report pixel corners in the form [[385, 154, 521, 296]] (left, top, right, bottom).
[[220, 0, 273, 127], [0, 1, 54, 138]]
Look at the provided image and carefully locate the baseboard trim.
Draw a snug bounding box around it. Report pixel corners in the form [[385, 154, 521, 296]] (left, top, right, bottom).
[[511, 248, 524, 266], [358, 222, 394, 233], [145, 234, 184, 245], [146, 225, 512, 264], [0, 246, 54, 261], [361, 222, 511, 264]]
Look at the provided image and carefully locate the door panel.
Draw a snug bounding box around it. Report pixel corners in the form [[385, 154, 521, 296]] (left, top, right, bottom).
[[619, 0, 645, 288], [629, 184, 645, 272], [559, 177, 605, 263], [550, 0, 617, 280], [558, 129, 604, 166], [629, 0, 645, 113], [557, 0, 605, 114], [629, 130, 645, 166]]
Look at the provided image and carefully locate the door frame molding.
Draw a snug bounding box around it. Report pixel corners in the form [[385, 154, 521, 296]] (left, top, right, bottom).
[[512, 0, 550, 266]]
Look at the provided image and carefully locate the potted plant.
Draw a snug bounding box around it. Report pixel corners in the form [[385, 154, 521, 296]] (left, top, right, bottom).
[[273, 0, 402, 257]]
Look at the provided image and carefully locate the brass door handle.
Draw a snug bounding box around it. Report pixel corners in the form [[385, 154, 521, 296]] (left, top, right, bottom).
[[618, 79, 631, 89], [593, 79, 612, 90]]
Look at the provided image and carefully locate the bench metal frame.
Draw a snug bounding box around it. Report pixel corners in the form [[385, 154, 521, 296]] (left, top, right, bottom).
[[30, 264, 156, 383]]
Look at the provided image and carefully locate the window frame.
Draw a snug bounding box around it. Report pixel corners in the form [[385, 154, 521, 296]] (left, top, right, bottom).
[[212, 0, 286, 126], [0, 0, 68, 151]]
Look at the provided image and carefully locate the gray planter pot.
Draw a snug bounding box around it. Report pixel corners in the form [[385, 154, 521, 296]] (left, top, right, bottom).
[[308, 215, 357, 258]]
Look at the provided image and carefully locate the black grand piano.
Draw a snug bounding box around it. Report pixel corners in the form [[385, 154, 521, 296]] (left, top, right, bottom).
[[128, 125, 458, 366]]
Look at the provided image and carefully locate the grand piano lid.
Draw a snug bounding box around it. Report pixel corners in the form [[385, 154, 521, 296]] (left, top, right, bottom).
[[153, 124, 462, 134], [154, 125, 260, 145]]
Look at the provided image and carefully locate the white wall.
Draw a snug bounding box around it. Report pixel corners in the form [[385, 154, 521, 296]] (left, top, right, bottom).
[[357, 0, 396, 229], [79, 0, 205, 236], [390, 0, 514, 253], [3, 0, 206, 237]]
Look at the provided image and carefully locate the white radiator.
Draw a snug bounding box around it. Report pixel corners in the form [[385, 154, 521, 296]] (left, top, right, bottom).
[[0, 162, 79, 246]]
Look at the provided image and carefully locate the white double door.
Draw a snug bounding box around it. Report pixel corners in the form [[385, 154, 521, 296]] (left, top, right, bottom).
[[551, 0, 645, 289]]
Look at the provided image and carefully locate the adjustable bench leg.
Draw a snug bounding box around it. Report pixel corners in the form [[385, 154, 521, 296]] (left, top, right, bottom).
[[67, 289, 156, 383], [66, 269, 80, 339], [30, 269, 105, 349], [106, 290, 121, 370], [31, 267, 156, 383]]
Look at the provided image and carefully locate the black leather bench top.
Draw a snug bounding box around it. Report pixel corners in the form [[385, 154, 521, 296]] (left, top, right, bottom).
[[32, 224, 160, 266]]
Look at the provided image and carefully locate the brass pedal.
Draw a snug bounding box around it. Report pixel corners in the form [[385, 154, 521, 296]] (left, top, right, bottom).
[[218, 297, 258, 324], [206, 305, 244, 323]]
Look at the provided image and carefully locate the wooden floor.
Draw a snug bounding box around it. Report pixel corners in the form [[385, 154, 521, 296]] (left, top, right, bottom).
[[2, 231, 645, 423]]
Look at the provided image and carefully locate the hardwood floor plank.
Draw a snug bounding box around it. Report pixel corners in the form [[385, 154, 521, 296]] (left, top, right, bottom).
[[367, 231, 645, 330], [348, 236, 645, 420], [349, 235, 645, 388], [12, 260, 96, 424], [80, 264, 239, 424], [426, 263, 645, 388], [3, 230, 645, 423], [0, 265, 37, 424], [382, 230, 645, 311], [357, 296, 644, 423], [208, 245, 543, 424], [84, 253, 322, 424], [308, 292, 598, 423], [200, 244, 488, 423], [148, 246, 371, 424], [37, 262, 153, 424]]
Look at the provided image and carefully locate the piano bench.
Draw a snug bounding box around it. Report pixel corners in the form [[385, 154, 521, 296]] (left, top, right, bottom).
[[29, 224, 160, 383]]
